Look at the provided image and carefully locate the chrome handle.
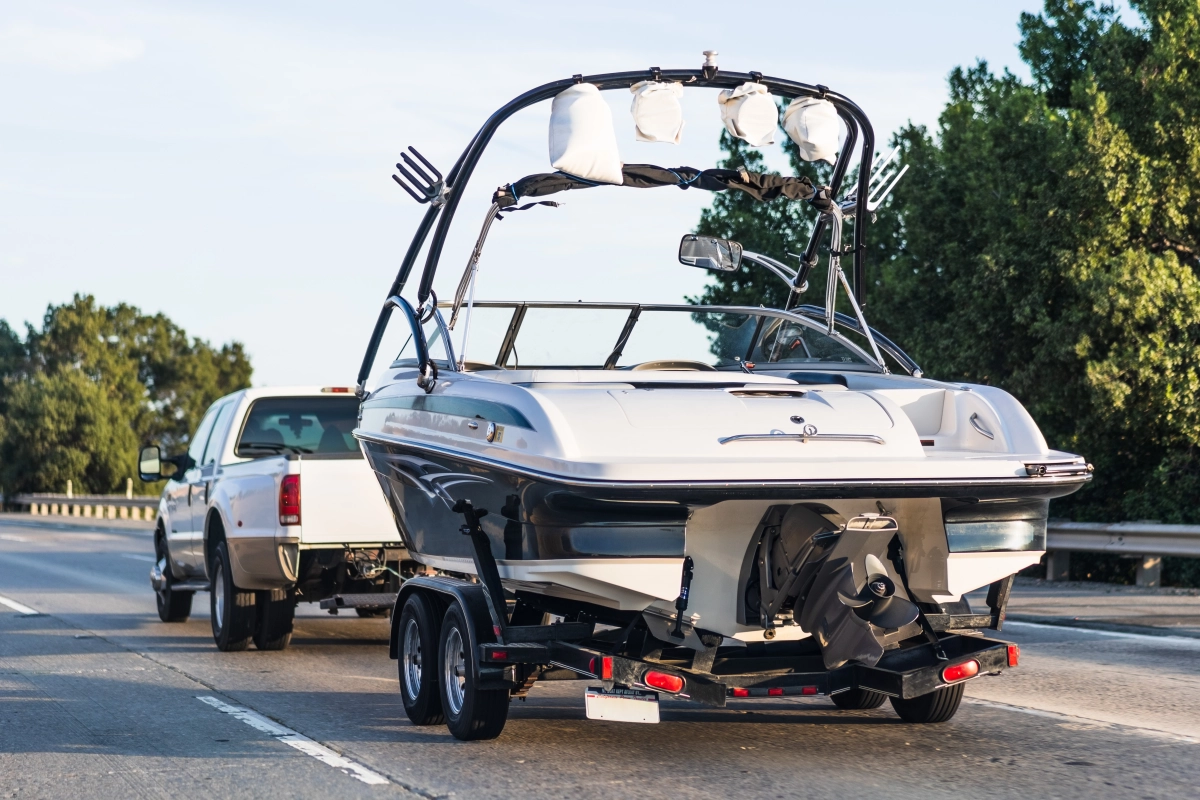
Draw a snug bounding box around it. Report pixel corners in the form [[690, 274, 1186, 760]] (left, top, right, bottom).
[[718, 432, 885, 445], [969, 413, 995, 440], [467, 422, 479, 430]]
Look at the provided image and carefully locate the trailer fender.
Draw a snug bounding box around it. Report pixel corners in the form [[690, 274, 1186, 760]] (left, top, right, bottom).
[[389, 577, 497, 687]]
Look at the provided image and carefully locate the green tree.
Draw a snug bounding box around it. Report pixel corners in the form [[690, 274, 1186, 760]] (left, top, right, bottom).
[[0, 295, 252, 496], [692, 0, 1200, 527]]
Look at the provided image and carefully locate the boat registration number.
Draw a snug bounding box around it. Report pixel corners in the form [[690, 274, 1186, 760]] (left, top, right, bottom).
[[585, 686, 660, 723]]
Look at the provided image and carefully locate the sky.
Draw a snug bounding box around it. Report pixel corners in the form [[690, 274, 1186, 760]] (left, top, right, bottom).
[[0, 1, 1141, 386]]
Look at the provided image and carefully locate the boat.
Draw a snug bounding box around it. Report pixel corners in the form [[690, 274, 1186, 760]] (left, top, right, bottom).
[[352, 55, 1092, 704]]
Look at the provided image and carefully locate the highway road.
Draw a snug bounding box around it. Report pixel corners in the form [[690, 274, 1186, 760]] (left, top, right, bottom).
[[2, 514, 1199, 799]]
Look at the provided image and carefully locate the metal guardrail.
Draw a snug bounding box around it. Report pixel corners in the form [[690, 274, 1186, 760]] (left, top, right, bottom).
[[1046, 521, 1200, 587], [11, 493, 157, 522]]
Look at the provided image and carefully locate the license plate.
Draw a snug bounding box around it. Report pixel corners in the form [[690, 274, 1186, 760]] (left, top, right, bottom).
[[585, 686, 660, 723]]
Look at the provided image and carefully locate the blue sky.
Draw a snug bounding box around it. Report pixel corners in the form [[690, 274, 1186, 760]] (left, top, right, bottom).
[[0, 2, 1136, 386]]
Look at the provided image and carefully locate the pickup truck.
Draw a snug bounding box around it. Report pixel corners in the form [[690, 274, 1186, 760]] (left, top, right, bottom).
[[137, 386, 409, 651]]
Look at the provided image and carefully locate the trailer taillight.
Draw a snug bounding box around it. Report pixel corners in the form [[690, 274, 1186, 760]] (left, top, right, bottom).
[[941, 659, 980, 683], [767, 687, 784, 697], [1007, 644, 1020, 667], [731, 687, 750, 697], [279, 474, 301, 525], [644, 671, 684, 693]]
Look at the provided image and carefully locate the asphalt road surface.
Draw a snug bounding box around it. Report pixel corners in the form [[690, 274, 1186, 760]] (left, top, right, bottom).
[[2, 514, 1199, 800]]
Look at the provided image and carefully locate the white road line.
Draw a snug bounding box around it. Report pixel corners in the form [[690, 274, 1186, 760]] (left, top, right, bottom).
[[964, 697, 1200, 745], [120, 553, 157, 563], [196, 696, 389, 785], [0, 594, 41, 615], [1005, 619, 1200, 648], [0, 533, 30, 542]]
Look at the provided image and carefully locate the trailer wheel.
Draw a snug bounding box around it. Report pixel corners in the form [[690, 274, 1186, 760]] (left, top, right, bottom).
[[890, 683, 965, 724], [254, 588, 295, 651], [210, 541, 256, 652], [398, 593, 444, 726], [154, 534, 193, 623], [830, 688, 888, 710], [438, 603, 509, 740]]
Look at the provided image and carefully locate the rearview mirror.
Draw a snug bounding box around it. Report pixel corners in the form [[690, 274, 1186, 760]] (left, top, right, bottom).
[[138, 445, 177, 482], [679, 234, 742, 272]]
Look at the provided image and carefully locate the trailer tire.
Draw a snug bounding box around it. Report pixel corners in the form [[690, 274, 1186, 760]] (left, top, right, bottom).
[[830, 688, 888, 710], [438, 603, 508, 740], [254, 588, 295, 651], [398, 593, 444, 726], [210, 541, 256, 652], [154, 533, 193, 623], [890, 683, 965, 724]]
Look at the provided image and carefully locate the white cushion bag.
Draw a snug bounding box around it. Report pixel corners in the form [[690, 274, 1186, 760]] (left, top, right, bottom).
[[549, 83, 624, 184], [783, 97, 841, 165], [716, 83, 777, 147], [629, 80, 685, 144]]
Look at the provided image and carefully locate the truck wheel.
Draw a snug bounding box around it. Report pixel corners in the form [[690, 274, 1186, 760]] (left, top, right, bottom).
[[830, 688, 888, 710], [210, 541, 256, 652], [890, 683, 965, 724], [398, 594, 444, 726], [254, 588, 295, 651], [438, 603, 508, 740], [154, 534, 193, 623]]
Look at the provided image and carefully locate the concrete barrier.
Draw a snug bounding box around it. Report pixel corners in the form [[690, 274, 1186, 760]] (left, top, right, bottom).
[[13, 493, 157, 522]]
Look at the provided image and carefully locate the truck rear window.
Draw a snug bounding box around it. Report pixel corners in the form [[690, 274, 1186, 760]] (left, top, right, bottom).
[[235, 397, 361, 458]]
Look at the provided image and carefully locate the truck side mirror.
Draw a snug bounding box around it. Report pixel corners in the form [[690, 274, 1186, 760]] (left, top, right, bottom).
[[138, 445, 177, 482]]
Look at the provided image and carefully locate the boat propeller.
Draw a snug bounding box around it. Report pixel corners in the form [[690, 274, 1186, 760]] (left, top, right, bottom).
[[837, 554, 919, 629]]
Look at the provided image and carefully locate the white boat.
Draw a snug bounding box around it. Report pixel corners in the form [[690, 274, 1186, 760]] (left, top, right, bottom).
[[353, 58, 1091, 737]]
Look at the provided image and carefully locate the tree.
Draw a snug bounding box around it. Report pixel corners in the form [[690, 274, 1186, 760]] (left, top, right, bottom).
[[0, 295, 252, 496], [692, 0, 1200, 526]]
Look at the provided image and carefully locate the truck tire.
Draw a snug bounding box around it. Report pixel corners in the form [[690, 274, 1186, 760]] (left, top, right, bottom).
[[210, 541, 256, 651], [890, 683, 965, 724], [438, 603, 508, 740], [254, 588, 295, 651], [398, 593, 444, 726], [154, 533, 193, 623], [830, 688, 888, 710]]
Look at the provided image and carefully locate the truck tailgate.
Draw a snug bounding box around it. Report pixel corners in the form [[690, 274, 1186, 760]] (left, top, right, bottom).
[[297, 457, 398, 545]]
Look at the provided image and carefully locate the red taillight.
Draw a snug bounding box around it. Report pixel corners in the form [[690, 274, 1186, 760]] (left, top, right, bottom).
[[644, 670, 684, 693], [601, 656, 613, 680], [942, 659, 980, 683], [731, 687, 750, 698], [1007, 644, 1020, 667], [801, 686, 818, 696], [321, 387, 352, 393], [491, 650, 507, 661], [279, 474, 301, 525], [768, 687, 784, 697]]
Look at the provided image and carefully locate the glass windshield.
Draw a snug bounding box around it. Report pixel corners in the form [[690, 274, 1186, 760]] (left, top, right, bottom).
[[449, 304, 875, 371], [236, 397, 361, 457]]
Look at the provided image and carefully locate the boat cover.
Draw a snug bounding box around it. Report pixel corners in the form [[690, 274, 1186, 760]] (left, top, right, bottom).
[[494, 165, 830, 208], [630, 80, 685, 144], [549, 84, 624, 184], [783, 97, 840, 165], [717, 82, 778, 146]]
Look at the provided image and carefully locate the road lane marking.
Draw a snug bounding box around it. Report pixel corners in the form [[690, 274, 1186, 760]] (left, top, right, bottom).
[[0, 533, 30, 542], [1005, 619, 1200, 648], [197, 696, 389, 785], [0, 594, 41, 615], [964, 697, 1199, 744], [120, 553, 157, 563]]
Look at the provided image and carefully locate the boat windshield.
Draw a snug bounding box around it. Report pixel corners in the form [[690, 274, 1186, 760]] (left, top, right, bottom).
[[438, 303, 877, 371]]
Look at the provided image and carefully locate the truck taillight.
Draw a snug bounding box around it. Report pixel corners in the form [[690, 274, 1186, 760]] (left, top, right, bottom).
[[279, 474, 301, 525]]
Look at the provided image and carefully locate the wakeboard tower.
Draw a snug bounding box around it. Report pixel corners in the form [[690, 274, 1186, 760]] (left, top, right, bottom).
[[353, 52, 1091, 740]]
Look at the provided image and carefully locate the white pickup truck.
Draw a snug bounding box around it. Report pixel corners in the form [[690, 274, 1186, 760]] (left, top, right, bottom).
[[137, 386, 408, 651]]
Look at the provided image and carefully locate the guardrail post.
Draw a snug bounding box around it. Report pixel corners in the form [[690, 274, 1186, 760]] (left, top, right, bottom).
[[1044, 550, 1070, 581], [1135, 555, 1162, 588]]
